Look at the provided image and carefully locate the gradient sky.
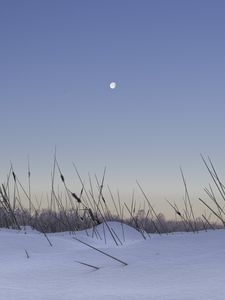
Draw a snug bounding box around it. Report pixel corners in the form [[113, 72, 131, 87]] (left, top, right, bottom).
[[1, 0, 225, 215]]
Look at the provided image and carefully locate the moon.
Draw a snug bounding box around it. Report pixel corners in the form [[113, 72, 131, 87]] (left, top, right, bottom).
[[109, 82, 117, 89]]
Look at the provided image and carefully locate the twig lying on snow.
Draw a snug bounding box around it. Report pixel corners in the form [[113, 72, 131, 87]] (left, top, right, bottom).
[[74, 237, 128, 266], [24, 249, 30, 259], [75, 260, 100, 270]]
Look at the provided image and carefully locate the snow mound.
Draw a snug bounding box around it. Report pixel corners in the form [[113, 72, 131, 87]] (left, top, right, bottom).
[[77, 221, 146, 246]]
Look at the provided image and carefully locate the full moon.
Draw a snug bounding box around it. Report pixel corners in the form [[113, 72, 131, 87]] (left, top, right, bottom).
[[109, 82, 117, 89]]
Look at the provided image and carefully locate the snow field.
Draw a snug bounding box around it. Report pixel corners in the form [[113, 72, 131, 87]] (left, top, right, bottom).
[[0, 222, 224, 299]]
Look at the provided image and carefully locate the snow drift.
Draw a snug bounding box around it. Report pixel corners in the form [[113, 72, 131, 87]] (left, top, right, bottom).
[[0, 222, 224, 299]]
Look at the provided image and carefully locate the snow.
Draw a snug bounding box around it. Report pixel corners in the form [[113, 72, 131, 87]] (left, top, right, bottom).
[[0, 222, 224, 299]]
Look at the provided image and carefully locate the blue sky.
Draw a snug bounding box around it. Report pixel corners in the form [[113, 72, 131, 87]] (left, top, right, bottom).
[[1, 0, 225, 215]]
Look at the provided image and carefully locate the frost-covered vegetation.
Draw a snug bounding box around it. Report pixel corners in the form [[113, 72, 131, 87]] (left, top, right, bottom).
[[0, 155, 224, 234]]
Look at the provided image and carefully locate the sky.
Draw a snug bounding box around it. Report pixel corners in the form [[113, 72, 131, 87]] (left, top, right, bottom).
[[1, 0, 225, 216]]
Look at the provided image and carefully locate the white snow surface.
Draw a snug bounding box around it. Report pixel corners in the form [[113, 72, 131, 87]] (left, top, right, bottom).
[[0, 221, 224, 299]]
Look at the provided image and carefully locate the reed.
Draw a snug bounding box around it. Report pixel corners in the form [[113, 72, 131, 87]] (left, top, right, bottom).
[[0, 155, 224, 234]]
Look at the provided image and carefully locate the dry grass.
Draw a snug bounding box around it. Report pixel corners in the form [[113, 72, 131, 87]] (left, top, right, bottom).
[[0, 156, 224, 234]]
